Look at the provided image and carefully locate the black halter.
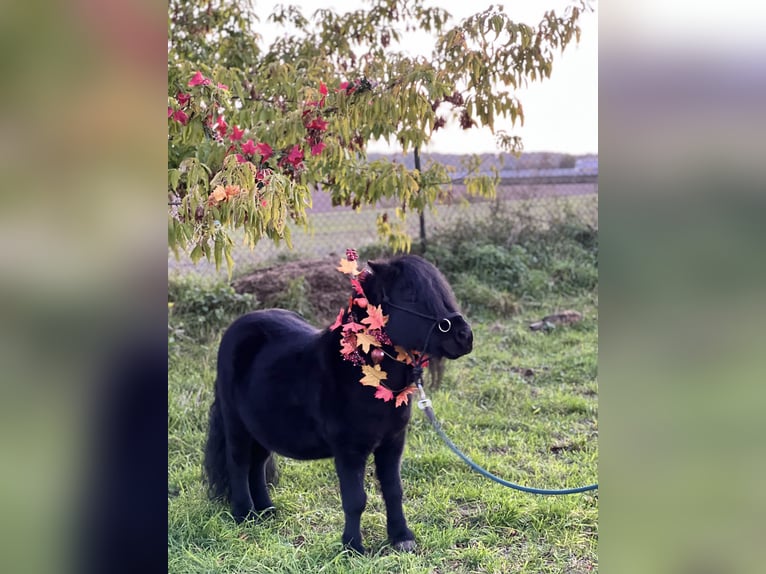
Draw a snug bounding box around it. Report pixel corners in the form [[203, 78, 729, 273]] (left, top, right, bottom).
[[381, 294, 462, 334], [381, 293, 464, 380]]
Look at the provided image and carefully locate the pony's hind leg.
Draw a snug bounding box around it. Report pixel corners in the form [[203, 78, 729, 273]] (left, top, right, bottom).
[[222, 416, 256, 522], [248, 443, 276, 514]]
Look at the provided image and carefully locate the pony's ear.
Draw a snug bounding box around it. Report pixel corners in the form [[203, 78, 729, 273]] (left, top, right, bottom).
[[364, 260, 399, 304], [367, 260, 386, 275], [367, 260, 400, 280]]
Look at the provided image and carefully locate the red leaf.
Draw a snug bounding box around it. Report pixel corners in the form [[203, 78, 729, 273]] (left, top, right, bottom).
[[395, 387, 417, 408], [172, 109, 189, 125], [286, 144, 304, 166], [307, 117, 329, 131], [374, 386, 394, 402], [188, 71, 210, 87], [230, 125, 245, 141], [340, 334, 357, 356], [330, 308, 345, 331], [254, 142, 273, 162], [350, 278, 365, 295], [176, 92, 191, 106], [241, 139, 256, 156], [354, 297, 368, 308], [342, 321, 365, 333], [310, 142, 327, 156], [215, 115, 228, 137]]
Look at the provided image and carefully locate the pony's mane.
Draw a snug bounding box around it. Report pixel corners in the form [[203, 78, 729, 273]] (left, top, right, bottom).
[[381, 255, 459, 317]]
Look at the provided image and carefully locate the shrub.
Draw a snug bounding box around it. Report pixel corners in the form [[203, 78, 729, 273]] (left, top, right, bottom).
[[426, 207, 597, 306], [168, 276, 258, 344], [451, 273, 519, 317]]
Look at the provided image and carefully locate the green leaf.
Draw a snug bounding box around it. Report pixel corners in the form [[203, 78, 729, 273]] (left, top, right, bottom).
[[168, 169, 181, 191], [190, 243, 203, 264]]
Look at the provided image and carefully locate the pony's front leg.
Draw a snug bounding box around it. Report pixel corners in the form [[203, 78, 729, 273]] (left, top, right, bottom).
[[374, 433, 416, 551], [334, 452, 368, 553]]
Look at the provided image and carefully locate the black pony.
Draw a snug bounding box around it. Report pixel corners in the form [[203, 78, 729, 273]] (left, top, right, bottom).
[[204, 254, 473, 553]]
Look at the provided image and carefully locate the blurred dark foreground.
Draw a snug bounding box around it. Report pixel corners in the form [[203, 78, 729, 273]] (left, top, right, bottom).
[[0, 1, 167, 573]]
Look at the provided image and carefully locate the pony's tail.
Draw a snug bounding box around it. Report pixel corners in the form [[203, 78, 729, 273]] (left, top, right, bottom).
[[265, 453, 279, 487], [203, 388, 230, 501]]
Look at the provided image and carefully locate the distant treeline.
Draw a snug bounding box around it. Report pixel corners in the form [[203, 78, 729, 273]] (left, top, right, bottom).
[[367, 151, 598, 171]]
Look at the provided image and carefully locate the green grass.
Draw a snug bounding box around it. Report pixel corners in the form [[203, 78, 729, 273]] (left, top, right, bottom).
[[169, 211, 598, 572], [168, 295, 598, 573]]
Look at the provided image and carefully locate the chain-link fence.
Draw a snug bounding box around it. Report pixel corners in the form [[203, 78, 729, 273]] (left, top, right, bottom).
[[168, 154, 598, 277]]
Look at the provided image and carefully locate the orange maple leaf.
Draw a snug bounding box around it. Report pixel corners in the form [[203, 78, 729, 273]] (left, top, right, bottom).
[[355, 331, 380, 353], [208, 185, 227, 205], [340, 334, 357, 355], [337, 258, 360, 276], [360, 364, 387, 387], [374, 385, 394, 402], [395, 386, 417, 407], [361, 305, 389, 330], [354, 297, 368, 308], [224, 184, 241, 199]]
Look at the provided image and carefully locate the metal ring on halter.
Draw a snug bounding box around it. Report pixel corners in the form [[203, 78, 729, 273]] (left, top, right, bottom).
[[438, 318, 452, 333]]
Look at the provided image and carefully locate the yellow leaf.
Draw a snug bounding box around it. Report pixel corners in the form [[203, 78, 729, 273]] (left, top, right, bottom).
[[356, 331, 381, 353], [360, 364, 387, 387], [336, 258, 360, 276]]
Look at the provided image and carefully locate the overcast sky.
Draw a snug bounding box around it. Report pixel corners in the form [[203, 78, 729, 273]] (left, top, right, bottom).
[[258, 1, 597, 155]]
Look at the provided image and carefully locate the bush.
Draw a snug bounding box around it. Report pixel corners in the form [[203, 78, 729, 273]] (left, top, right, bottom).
[[451, 273, 519, 316], [168, 276, 258, 345], [426, 207, 598, 306]]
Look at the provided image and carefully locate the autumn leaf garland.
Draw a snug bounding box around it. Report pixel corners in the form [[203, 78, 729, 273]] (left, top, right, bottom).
[[332, 249, 424, 407]]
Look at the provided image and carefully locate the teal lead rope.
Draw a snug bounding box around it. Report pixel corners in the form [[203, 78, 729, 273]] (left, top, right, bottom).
[[415, 382, 598, 495]]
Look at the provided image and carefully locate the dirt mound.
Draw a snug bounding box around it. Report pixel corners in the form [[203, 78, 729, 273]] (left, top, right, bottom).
[[232, 258, 350, 325]]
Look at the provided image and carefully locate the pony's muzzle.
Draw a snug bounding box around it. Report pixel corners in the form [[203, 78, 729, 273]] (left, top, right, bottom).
[[455, 324, 473, 350]]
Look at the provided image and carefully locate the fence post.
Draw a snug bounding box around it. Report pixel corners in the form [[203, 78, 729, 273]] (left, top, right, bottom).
[[414, 146, 426, 252]]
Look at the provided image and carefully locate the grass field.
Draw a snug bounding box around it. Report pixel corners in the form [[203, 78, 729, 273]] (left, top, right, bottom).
[[168, 209, 598, 572], [169, 300, 597, 572]]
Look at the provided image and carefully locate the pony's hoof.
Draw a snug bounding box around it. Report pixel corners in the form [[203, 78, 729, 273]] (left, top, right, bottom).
[[233, 506, 276, 523], [393, 539, 417, 552], [253, 506, 276, 521], [343, 539, 366, 555]]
